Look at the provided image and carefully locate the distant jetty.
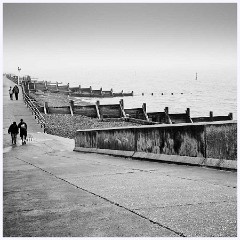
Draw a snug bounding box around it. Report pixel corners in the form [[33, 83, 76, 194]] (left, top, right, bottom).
[[8, 74, 134, 98], [70, 86, 134, 98]]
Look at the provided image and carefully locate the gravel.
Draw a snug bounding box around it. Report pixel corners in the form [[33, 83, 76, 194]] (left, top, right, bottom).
[[30, 91, 142, 139], [29, 92, 76, 107], [45, 114, 141, 139]]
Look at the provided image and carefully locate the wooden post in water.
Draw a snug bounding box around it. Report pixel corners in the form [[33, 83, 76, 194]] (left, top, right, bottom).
[[120, 99, 124, 109], [210, 111, 213, 121], [228, 113, 233, 120], [142, 103, 149, 121], [142, 103, 146, 112], [69, 100, 74, 116], [165, 107, 172, 124], [165, 107, 168, 114], [119, 99, 126, 118], [186, 108, 193, 123], [110, 88, 113, 96], [95, 100, 101, 119]]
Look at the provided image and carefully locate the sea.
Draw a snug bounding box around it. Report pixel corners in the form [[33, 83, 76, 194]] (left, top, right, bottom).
[[31, 68, 237, 120]]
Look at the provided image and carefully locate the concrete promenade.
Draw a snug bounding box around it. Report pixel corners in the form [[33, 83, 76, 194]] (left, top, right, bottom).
[[2, 76, 237, 237]]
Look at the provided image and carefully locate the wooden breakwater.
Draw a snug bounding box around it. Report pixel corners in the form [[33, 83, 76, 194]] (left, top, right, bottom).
[[11, 75, 134, 98], [70, 86, 133, 97], [38, 98, 233, 125]]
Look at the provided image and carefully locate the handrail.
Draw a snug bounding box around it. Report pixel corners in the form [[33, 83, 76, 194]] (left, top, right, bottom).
[[21, 85, 46, 132]]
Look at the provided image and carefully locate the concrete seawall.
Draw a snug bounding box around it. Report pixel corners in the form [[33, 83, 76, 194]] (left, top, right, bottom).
[[74, 120, 237, 170]]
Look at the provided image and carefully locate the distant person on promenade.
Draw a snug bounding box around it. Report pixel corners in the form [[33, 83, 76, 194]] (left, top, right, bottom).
[[9, 86, 13, 100], [18, 119, 27, 145], [13, 85, 19, 100], [8, 121, 19, 145]]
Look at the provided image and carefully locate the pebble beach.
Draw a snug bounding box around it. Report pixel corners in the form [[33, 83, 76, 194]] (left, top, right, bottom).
[[30, 92, 142, 139]]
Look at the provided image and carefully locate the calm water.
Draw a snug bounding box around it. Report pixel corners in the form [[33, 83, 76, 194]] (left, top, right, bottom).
[[36, 69, 237, 119]]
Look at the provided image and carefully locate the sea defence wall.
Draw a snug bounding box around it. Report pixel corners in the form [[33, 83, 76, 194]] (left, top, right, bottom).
[[74, 120, 237, 170]]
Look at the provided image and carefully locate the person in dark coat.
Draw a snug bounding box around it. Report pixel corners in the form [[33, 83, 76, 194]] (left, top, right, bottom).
[[13, 85, 19, 100], [9, 87, 13, 100], [18, 119, 27, 145], [8, 121, 19, 145]]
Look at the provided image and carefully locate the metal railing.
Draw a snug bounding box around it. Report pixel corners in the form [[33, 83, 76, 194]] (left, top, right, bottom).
[[21, 85, 46, 132]]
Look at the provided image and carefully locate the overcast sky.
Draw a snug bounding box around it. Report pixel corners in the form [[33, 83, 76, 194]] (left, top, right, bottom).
[[3, 3, 237, 77]]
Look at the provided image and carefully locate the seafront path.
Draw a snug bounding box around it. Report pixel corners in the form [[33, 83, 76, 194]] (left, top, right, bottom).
[[2, 76, 237, 237]]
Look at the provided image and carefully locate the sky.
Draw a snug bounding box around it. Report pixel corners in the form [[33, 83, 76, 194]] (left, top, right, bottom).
[[3, 3, 237, 79]]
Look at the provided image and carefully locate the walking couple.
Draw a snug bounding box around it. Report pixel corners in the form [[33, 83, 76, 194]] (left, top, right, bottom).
[[8, 119, 27, 145], [9, 85, 19, 100]]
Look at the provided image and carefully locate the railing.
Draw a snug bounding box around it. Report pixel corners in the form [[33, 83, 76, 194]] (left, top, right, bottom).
[[21, 85, 46, 132]]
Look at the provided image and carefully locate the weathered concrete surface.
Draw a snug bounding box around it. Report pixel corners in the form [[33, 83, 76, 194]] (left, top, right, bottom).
[[97, 129, 136, 151], [206, 123, 237, 160], [2, 76, 237, 237], [136, 125, 205, 157], [75, 121, 237, 169]]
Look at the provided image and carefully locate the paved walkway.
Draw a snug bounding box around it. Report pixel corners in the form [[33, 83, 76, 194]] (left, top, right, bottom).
[[2, 76, 237, 237]]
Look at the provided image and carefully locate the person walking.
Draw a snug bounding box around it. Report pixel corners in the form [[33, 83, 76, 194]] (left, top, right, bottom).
[[8, 121, 19, 145], [18, 119, 27, 145], [9, 87, 13, 100], [13, 85, 19, 100]]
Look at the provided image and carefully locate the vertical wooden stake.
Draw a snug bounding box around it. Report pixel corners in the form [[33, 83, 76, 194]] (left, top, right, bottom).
[[95, 100, 101, 119], [142, 103, 149, 121], [165, 107, 172, 124], [210, 111, 213, 121], [186, 108, 193, 123], [44, 102, 48, 114], [69, 100, 74, 116], [119, 99, 126, 118]]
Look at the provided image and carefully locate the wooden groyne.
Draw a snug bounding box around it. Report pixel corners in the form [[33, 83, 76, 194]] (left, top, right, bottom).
[[5, 74, 134, 98], [70, 86, 133, 98], [26, 80, 71, 95], [35, 98, 233, 126]]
